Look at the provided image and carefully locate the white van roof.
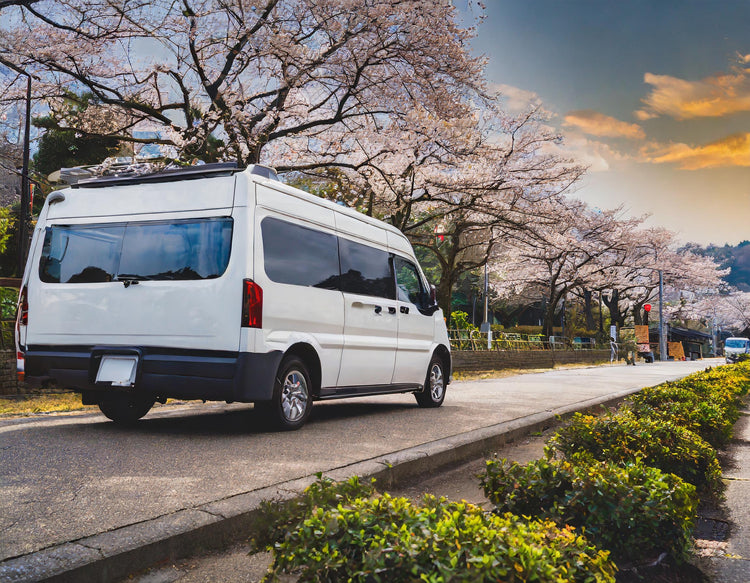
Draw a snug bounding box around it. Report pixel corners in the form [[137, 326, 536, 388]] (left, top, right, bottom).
[[43, 163, 413, 252]]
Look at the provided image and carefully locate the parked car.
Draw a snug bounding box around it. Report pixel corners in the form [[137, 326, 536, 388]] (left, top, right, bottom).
[[724, 337, 750, 364], [16, 163, 451, 429]]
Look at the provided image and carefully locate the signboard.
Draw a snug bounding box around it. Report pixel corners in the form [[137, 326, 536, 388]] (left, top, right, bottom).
[[635, 325, 650, 344], [668, 341, 685, 360]]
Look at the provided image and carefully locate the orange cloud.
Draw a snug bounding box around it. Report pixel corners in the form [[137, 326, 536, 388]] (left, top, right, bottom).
[[563, 110, 645, 139], [640, 133, 750, 169], [636, 69, 750, 120]]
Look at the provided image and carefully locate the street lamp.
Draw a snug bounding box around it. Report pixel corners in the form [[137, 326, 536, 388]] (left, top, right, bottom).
[[0, 59, 32, 276]]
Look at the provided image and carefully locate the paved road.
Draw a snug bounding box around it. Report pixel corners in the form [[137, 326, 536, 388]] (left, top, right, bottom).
[[0, 360, 715, 567]]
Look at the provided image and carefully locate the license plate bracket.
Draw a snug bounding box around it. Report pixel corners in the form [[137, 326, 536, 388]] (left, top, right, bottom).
[[96, 355, 139, 387]]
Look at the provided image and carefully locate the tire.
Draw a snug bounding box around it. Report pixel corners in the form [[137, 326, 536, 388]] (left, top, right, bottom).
[[415, 356, 446, 408], [98, 394, 155, 424], [261, 356, 313, 430]]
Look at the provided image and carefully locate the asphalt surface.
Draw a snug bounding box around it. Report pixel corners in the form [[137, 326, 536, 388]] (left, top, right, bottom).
[[0, 359, 717, 582]]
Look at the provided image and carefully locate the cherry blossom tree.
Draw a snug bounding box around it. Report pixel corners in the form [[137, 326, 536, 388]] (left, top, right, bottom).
[[595, 227, 727, 328], [0, 0, 486, 167], [490, 201, 640, 337]]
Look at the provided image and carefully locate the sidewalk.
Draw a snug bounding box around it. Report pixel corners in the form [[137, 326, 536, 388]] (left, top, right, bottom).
[[702, 408, 750, 581], [0, 360, 719, 582]]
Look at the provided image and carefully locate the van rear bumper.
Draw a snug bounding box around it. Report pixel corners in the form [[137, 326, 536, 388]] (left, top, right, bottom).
[[23, 345, 283, 402]]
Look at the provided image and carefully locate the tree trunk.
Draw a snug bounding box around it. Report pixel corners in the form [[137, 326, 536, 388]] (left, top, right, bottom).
[[602, 290, 625, 329], [583, 289, 595, 330], [436, 276, 455, 326]]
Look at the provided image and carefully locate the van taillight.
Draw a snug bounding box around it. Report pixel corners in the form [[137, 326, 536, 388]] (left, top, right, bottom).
[[17, 285, 28, 327], [242, 279, 263, 328]]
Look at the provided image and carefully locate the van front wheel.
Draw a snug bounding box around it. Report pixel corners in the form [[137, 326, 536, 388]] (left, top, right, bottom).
[[98, 394, 155, 424], [415, 357, 446, 408], [261, 357, 312, 430]]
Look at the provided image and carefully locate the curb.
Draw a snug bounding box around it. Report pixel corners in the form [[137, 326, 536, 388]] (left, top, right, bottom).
[[0, 387, 640, 583]]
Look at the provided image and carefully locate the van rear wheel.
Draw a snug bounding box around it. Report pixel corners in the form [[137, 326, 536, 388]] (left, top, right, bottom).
[[415, 356, 446, 408], [98, 394, 155, 424], [260, 356, 312, 430]]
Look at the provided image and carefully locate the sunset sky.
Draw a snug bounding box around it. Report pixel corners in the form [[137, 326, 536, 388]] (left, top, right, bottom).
[[466, 0, 750, 245]]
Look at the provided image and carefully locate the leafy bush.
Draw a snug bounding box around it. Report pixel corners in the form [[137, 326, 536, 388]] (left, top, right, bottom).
[[627, 382, 738, 448], [0, 287, 17, 320], [547, 411, 723, 494], [265, 493, 616, 582], [250, 474, 376, 551], [479, 456, 697, 567], [693, 363, 750, 396], [450, 310, 476, 331]]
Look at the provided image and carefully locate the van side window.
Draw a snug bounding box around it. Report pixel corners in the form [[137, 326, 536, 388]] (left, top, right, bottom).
[[339, 238, 395, 299], [394, 256, 426, 306], [261, 217, 340, 289]]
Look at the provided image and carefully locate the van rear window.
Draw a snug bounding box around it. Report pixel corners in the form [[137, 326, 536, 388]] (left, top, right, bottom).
[[39, 218, 233, 283]]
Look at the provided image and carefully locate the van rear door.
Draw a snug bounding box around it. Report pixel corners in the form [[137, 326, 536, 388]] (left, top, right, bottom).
[[24, 176, 244, 353]]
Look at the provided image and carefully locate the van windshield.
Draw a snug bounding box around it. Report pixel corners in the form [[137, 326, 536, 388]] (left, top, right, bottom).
[[39, 218, 233, 283], [726, 339, 749, 349]]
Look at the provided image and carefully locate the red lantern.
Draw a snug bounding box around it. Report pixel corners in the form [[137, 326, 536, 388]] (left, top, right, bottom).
[[644, 304, 652, 313]]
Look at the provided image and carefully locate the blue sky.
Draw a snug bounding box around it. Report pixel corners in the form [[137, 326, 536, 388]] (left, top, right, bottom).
[[465, 0, 750, 245]]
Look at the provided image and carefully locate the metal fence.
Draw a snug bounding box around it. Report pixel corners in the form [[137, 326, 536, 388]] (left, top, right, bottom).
[[448, 329, 605, 351]]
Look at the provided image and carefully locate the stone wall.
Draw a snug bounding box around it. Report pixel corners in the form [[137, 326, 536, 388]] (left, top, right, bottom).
[[0, 350, 20, 395], [452, 349, 611, 372]]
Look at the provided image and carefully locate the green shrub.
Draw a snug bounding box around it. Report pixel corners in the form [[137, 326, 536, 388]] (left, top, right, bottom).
[[627, 382, 738, 448], [450, 310, 476, 331], [265, 493, 616, 582], [0, 287, 17, 320], [250, 474, 376, 551], [547, 411, 723, 494], [479, 456, 697, 567], [680, 364, 750, 399]]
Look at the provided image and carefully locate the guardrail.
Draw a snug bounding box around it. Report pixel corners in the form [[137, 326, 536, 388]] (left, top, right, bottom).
[[448, 330, 605, 351]]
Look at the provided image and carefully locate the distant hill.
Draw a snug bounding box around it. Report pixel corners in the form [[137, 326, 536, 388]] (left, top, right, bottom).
[[684, 241, 750, 292]]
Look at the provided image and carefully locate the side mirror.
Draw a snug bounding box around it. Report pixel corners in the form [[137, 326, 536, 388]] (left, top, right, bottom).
[[418, 284, 440, 316]]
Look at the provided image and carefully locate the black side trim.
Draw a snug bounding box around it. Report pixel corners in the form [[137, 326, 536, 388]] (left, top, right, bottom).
[[318, 383, 421, 400]]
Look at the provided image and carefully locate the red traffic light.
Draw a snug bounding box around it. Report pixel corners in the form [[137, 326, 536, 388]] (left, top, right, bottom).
[[644, 303, 652, 313]]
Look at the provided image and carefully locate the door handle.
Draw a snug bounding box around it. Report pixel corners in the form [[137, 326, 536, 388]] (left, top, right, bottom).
[[388, 306, 397, 314], [374, 305, 382, 314], [400, 306, 410, 314]]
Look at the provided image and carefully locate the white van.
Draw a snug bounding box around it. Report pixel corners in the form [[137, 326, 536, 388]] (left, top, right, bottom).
[[16, 163, 451, 429], [724, 337, 750, 364]]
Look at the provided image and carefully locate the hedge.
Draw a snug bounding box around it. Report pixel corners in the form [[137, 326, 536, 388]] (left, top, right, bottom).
[[480, 456, 697, 567], [265, 493, 616, 582]]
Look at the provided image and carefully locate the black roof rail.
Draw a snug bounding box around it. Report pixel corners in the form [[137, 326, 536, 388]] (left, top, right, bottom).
[[72, 162, 242, 189]]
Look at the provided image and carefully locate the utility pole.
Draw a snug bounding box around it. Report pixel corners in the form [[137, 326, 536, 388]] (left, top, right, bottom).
[[480, 263, 491, 348], [1, 58, 33, 276], [659, 269, 667, 361]]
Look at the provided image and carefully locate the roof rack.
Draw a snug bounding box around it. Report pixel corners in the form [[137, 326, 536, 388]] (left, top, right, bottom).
[[72, 162, 242, 189]]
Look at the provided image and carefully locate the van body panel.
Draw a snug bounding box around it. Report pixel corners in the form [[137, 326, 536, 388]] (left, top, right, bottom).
[[337, 293, 399, 386], [254, 190, 345, 389], [47, 176, 237, 219], [386, 231, 414, 256], [24, 209, 246, 353]]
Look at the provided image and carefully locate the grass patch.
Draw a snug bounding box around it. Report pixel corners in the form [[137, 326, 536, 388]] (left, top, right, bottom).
[[0, 392, 93, 416]]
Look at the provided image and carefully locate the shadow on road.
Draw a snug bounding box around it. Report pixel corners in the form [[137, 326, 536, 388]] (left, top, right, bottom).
[[75, 398, 420, 437]]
